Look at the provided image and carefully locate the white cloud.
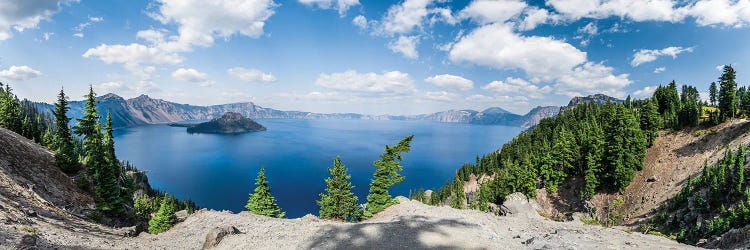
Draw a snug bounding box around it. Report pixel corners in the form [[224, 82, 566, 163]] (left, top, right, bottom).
[[555, 62, 631, 97], [388, 35, 420, 59], [378, 0, 433, 35], [481, 77, 551, 98], [83, 0, 277, 82], [227, 67, 277, 83], [0, 65, 42, 81], [148, 0, 277, 50], [315, 70, 416, 96], [458, 0, 527, 25], [631, 46, 694, 67], [633, 85, 658, 98], [546, 0, 750, 28], [0, 0, 77, 40], [298, 0, 360, 16], [72, 15, 103, 38], [654, 67, 666, 73], [424, 74, 474, 91], [352, 15, 368, 29], [717, 64, 727, 71], [83, 43, 183, 65], [42, 32, 53, 41], [172, 68, 208, 83], [450, 23, 586, 82], [518, 7, 553, 31], [578, 22, 598, 35], [423, 91, 459, 102]]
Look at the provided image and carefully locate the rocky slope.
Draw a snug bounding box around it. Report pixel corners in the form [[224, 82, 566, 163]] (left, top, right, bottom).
[[0, 127, 694, 249]]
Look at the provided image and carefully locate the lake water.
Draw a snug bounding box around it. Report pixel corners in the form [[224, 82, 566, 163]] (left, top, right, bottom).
[[113, 119, 522, 218]]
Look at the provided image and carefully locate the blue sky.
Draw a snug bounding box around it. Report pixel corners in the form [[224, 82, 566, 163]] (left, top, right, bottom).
[[1, 0, 749, 115]]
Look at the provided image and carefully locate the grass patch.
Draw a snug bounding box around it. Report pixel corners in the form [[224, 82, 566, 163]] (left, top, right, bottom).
[[581, 217, 602, 226], [16, 225, 39, 235]]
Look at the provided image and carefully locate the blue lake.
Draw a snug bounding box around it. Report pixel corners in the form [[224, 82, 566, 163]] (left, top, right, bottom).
[[113, 119, 522, 218]]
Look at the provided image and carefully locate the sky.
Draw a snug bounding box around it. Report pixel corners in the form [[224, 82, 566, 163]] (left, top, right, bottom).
[[1, 0, 750, 115]]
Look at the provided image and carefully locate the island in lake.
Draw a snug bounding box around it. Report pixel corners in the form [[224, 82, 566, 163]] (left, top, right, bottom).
[[170, 112, 267, 134]]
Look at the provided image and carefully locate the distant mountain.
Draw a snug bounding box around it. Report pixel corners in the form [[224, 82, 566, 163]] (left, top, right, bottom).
[[179, 112, 266, 134], [33, 93, 619, 129]]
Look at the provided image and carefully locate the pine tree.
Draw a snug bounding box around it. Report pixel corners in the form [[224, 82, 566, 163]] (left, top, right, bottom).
[[449, 176, 465, 209], [98, 112, 123, 215], [246, 167, 285, 218], [709, 82, 718, 106], [0, 83, 22, 132], [317, 157, 359, 221], [364, 135, 413, 217], [734, 146, 746, 195], [53, 88, 78, 173], [74, 86, 103, 178], [148, 194, 176, 234], [639, 99, 661, 147], [718, 65, 738, 122]]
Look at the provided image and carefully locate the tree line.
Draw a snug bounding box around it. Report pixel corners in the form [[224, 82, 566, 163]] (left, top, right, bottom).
[[413, 65, 745, 214]]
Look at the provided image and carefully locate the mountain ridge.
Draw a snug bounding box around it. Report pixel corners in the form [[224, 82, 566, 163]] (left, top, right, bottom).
[[34, 93, 619, 129]]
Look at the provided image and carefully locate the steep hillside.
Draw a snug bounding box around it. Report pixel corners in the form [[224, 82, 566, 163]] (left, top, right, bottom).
[[533, 119, 750, 226], [0, 127, 692, 249]]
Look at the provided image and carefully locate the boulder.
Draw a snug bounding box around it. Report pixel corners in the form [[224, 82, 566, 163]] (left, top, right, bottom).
[[202, 226, 240, 249], [646, 177, 658, 182], [175, 210, 189, 222], [501, 192, 542, 219]]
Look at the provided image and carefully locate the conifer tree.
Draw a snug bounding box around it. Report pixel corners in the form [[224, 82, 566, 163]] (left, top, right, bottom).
[[718, 65, 738, 121], [639, 99, 661, 147], [53, 88, 79, 173], [98, 112, 123, 215], [449, 176, 465, 209], [74, 86, 104, 178], [148, 194, 176, 234], [317, 157, 358, 221], [246, 167, 285, 218], [709, 82, 718, 106], [364, 135, 413, 217], [0, 83, 22, 132]]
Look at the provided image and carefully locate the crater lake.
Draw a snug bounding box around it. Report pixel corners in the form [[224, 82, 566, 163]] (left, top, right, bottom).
[[113, 119, 522, 218]]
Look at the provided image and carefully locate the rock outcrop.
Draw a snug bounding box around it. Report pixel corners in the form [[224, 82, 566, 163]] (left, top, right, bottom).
[[182, 112, 266, 134]]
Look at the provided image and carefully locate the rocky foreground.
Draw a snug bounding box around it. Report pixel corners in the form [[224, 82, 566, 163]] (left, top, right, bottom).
[[2, 194, 697, 249]]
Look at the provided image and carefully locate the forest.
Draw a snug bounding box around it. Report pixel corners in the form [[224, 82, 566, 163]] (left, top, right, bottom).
[[415, 65, 749, 219]]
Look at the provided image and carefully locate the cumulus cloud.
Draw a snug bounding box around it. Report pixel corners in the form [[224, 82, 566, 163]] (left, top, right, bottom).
[[449, 23, 586, 82], [458, 0, 527, 25], [547, 0, 750, 28], [315, 70, 416, 96], [633, 85, 658, 98], [227, 67, 277, 83], [0, 0, 77, 40], [631, 46, 694, 67], [172, 68, 208, 83], [424, 74, 473, 91], [388, 35, 420, 59], [378, 0, 434, 35], [83, 0, 277, 81], [654, 67, 666, 73], [481, 77, 551, 98], [449, 23, 631, 97], [517, 7, 554, 31], [0, 65, 42, 81], [423, 91, 459, 102], [83, 43, 183, 65], [352, 15, 368, 29], [298, 0, 360, 16]]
